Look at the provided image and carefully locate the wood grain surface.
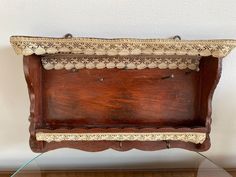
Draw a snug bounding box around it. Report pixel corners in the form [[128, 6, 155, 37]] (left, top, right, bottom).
[[23, 55, 222, 152]]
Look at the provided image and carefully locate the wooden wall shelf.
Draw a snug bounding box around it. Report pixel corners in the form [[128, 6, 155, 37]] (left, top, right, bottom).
[[10, 35, 236, 152]]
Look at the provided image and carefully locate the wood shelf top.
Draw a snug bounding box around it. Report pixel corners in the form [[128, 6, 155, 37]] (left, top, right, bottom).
[[10, 35, 236, 58]]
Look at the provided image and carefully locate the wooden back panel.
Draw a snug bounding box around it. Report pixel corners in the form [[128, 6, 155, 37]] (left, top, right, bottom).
[[42, 69, 201, 128]]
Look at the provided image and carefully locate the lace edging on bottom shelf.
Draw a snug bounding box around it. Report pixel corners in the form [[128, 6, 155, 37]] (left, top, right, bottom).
[[36, 132, 206, 144]]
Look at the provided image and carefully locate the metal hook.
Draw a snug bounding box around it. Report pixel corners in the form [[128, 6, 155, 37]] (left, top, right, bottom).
[[161, 74, 174, 80], [119, 141, 123, 148], [71, 68, 77, 72], [185, 70, 192, 75], [64, 33, 73, 38], [165, 141, 171, 149], [173, 35, 181, 40]]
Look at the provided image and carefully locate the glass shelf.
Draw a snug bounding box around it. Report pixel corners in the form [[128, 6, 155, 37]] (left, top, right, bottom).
[[11, 148, 232, 177]]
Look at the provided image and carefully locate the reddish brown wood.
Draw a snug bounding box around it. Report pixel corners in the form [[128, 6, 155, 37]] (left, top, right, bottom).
[[23, 55, 44, 151], [42, 68, 201, 128], [23, 55, 222, 152], [198, 57, 222, 132], [34, 127, 209, 152]]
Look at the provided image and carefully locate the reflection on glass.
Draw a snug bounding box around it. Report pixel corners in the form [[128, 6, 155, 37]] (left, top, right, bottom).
[[11, 149, 232, 177]]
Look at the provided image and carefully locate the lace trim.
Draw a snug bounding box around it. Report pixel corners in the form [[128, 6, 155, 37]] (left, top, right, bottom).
[[41, 55, 200, 70], [10, 36, 236, 58], [36, 132, 206, 144]]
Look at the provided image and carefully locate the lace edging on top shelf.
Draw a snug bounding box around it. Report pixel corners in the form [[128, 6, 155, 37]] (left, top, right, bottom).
[[41, 55, 201, 70], [10, 36, 236, 58]]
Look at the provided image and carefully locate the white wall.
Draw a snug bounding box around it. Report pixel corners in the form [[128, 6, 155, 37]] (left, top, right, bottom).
[[1, 0, 236, 170]]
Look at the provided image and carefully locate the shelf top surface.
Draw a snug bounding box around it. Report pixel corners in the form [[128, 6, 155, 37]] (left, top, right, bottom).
[[10, 35, 236, 58]]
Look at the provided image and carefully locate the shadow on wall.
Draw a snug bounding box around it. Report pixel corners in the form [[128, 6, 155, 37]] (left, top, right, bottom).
[[0, 46, 30, 146], [206, 50, 236, 167]]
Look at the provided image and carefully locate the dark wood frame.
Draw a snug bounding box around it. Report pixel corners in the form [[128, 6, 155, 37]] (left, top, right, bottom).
[[23, 55, 222, 153]]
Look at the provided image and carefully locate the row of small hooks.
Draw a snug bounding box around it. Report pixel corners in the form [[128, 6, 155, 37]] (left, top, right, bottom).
[[118, 140, 171, 149]]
